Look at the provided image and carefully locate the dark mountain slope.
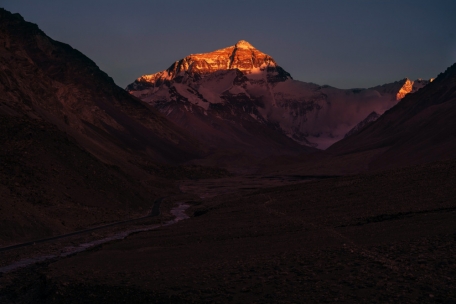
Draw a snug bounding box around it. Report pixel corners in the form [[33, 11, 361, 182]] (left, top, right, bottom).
[[328, 63, 456, 170], [0, 114, 175, 246], [0, 9, 208, 246], [0, 8, 203, 167]]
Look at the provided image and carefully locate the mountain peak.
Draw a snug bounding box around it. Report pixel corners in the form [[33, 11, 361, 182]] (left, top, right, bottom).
[[235, 40, 255, 49], [127, 40, 291, 89], [396, 78, 432, 100]]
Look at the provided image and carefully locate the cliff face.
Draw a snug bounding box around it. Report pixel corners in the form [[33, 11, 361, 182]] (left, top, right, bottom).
[[127, 41, 431, 149]]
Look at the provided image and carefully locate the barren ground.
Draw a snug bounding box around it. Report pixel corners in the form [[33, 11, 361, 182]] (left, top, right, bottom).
[[1, 159, 456, 303]]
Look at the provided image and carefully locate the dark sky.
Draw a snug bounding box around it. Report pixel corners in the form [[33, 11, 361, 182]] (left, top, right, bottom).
[[2, 0, 456, 89]]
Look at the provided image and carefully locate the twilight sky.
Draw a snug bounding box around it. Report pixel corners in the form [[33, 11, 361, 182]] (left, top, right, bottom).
[[2, 0, 456, 89]]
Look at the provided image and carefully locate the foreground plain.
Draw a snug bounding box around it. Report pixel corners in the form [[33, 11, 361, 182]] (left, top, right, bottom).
[[1, 159, 455, 303]]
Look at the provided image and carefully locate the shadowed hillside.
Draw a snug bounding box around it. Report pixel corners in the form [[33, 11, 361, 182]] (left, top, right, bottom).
[[0, 8, 209, 245]]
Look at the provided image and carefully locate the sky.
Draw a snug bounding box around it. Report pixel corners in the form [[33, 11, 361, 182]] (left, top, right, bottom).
[[2, 0, 456, 89]]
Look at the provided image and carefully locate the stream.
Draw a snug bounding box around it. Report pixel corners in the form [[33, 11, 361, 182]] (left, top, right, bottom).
[[0, 203, 190, 274]]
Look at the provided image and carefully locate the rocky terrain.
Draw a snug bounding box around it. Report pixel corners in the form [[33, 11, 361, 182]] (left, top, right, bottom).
[[127, 41, 431, 149]]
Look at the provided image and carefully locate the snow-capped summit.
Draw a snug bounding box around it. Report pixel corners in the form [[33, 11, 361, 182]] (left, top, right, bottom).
[[126, 40, 289, 91], [235, 40, 255, 49], [126, 41, 432, 150]]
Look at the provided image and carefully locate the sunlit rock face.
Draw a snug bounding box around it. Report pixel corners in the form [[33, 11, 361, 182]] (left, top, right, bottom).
[[396, 78, 432, 100], [127, 41, 432, 149], [127, 40, 290, 91]]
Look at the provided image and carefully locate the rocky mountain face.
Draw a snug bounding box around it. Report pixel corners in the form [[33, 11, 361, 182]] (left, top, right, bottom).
[[0, 9, 207, 245], [395, 78, 433, 100], [329, 62, 456, 170], [369, 78, 433, 101], [127, 41, 431, 149]]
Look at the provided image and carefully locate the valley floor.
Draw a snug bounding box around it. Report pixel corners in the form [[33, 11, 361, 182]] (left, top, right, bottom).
[[1, 159, 456, 303]]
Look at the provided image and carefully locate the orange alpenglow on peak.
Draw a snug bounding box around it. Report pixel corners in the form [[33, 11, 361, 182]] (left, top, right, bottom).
[[131, 40, 284, 87], [396, 78, 414, 100], [396, 78, 433, 100]]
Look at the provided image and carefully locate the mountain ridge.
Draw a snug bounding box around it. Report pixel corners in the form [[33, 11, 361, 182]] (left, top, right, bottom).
[[127, 41, 432, 149]]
